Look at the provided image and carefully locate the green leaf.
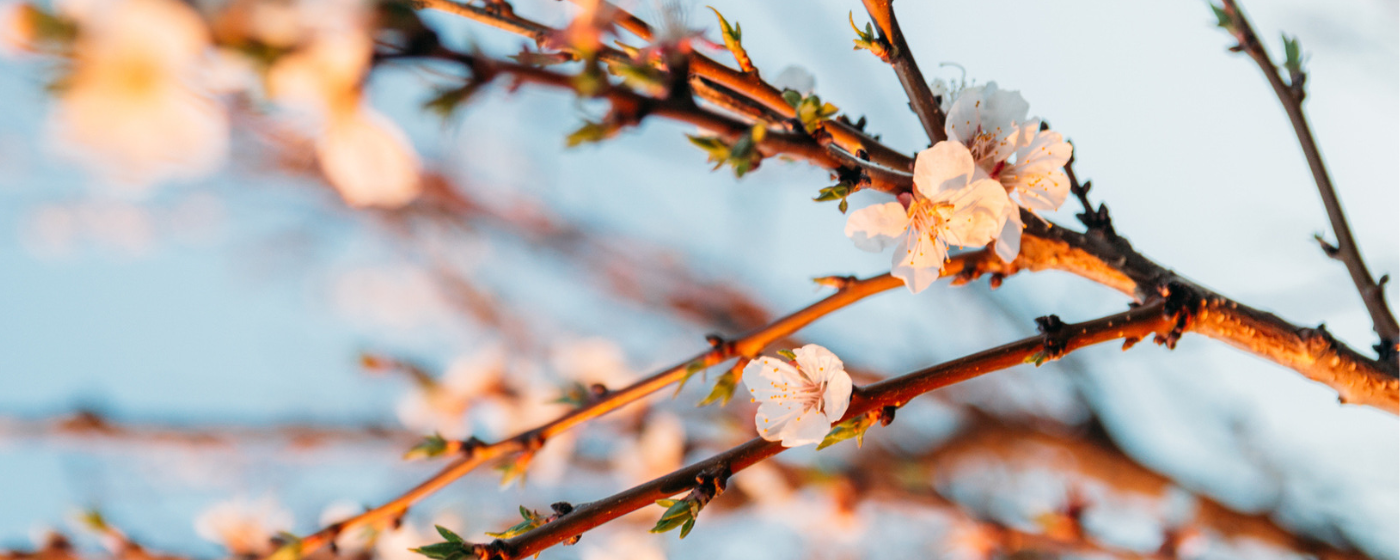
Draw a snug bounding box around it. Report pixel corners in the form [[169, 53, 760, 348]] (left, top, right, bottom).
[[404, 433, 450, 460], [675, 360, 709, 397], [781, 89, 803, 108], [423, 85, 477, 118], [817, 412, 878, 450], [551, 382, 592, 407], [267, 536, 302, 560], [484, 507, 543, 539], [1281, 33, 1304, 76], [566, 120, 618, 147], [649, 497, 703, 538], [412, 542, 466, 560], [1210, 4, 1232, 29], [435, 525, 464, 544], [838, 199, 848, 213], [697, 367, 741, 407], [775, 349, 797, 361]]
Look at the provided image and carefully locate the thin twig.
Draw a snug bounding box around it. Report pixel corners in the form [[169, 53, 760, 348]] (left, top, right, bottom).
[[1218, 0, 1398, 359], [478, 303, 1178, 559], [859, 0, 946, 145]]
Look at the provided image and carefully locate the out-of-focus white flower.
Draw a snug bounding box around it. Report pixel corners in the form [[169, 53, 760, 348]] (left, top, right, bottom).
[[395, 346, 505, 439], [943, 82, 1071, 262], [742, 344, 852, 447], [315, 109, 422, 208], [615, 412, 685, 485], [845, 141, 1010, 293], [772, 65, 815, 95], [193, 496, 293, 556], [47, 0, 227, 189], [580, 531, 667, 560], [374, 521, 441, 560], [933, 518, 999, 560], [551, 338, 638, 389]]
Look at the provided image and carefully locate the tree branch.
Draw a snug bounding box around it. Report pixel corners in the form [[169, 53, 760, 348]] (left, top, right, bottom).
[[1217, 0, 1398, 358], [859, 0, 946, 145], [474, 303, 1177, 559], [288, 249, 1016, 558]]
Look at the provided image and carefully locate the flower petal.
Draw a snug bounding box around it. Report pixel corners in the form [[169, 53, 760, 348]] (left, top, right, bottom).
[[844, 202, 910, 252], [913, 141, 976, 199], [317, 108, 422, 208], [821, 369, 852, 423], [754, 400, 801, 442], [743, 356, 801, 403], [938, 178, 1011, 249], [779, 409, 832, 448], [891, 228, 946, 294], [994, 205, 1023, 263], [792, 344, 844, 383]]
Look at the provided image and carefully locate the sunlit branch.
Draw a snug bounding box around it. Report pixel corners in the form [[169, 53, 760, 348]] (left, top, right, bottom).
[[472, 303, 1178, 559], [859, 0, 947, 145], [1216, 0, 1398, 360], [419, 6, 1396, 409], [287, 249, 1013, 558], [0, 410, 413, 450]]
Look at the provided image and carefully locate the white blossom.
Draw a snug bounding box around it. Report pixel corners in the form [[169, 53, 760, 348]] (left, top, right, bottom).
[[742, 344, 853, 447], [772, 65, 816, 95], [46, 0, 227, 190], [614, 412, 685, 485], [944, 82, 1072, 262], [193, 496, 293, 556], [395, 346, 505, 439], [844, 141, 1010, 293]]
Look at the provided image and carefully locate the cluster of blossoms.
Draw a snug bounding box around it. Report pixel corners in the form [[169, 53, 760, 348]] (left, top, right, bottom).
[[0, 0, 420, 207], [845, 83, 1074, 293]]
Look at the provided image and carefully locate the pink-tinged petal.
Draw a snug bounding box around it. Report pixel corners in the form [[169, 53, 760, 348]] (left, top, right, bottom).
[[779, 410, 831, 447], [743, 356, 801, 402], [793, 344, 844, 383], [317, 109, 422, 208], [913, 141, 977, 199], [1014, 167, 1070, 212], [891, 229, 947, 294], [821, 371, 852, 423], [994, 205, 1023, 263], [844, 202, 910, 252], [939, 179, 1010, 249]]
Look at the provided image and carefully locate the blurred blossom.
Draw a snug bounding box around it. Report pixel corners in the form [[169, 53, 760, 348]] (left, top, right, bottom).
[[930, 517, 998, 560], [315, 108, 422, 208], [394, 345, 505, 439], [937, 457, 1069, 531], [551, 338, 638, 388], [193, 496, 293, 556], [253, 0, 421, 208], [20, 204, 79, 259], [331, 265, 451, 328], [318, 500, 373, 553], [19, 200, 156, 258], [47, 0, 228, 190], [772, 65, 815, 95], [733, 462, 795, 506], [614, 412, 685, 485], [580, 531, 667, 560], [373, 515, 465, 560]]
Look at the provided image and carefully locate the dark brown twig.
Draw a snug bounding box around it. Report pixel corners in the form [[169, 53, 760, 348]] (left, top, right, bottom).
[[1217, 0, 1398, 360], [859, 0, 947, 145]]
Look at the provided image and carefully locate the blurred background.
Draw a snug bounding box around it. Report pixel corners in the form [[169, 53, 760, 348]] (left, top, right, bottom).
[[0, 0, 1396, 559]]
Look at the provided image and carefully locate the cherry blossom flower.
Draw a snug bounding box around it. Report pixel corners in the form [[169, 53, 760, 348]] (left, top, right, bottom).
[[46, 0, 228, 189], [742, 344, 853, 447], [395, 346, 505, 439], [193, 496, 293, 556], [943, 82, 1072, 262], [614, 412, 685, 485], [844, 141, 1010, 293]]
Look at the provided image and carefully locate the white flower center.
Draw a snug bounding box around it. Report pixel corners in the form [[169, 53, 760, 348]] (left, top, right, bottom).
[[907, 196, 955, 243]]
